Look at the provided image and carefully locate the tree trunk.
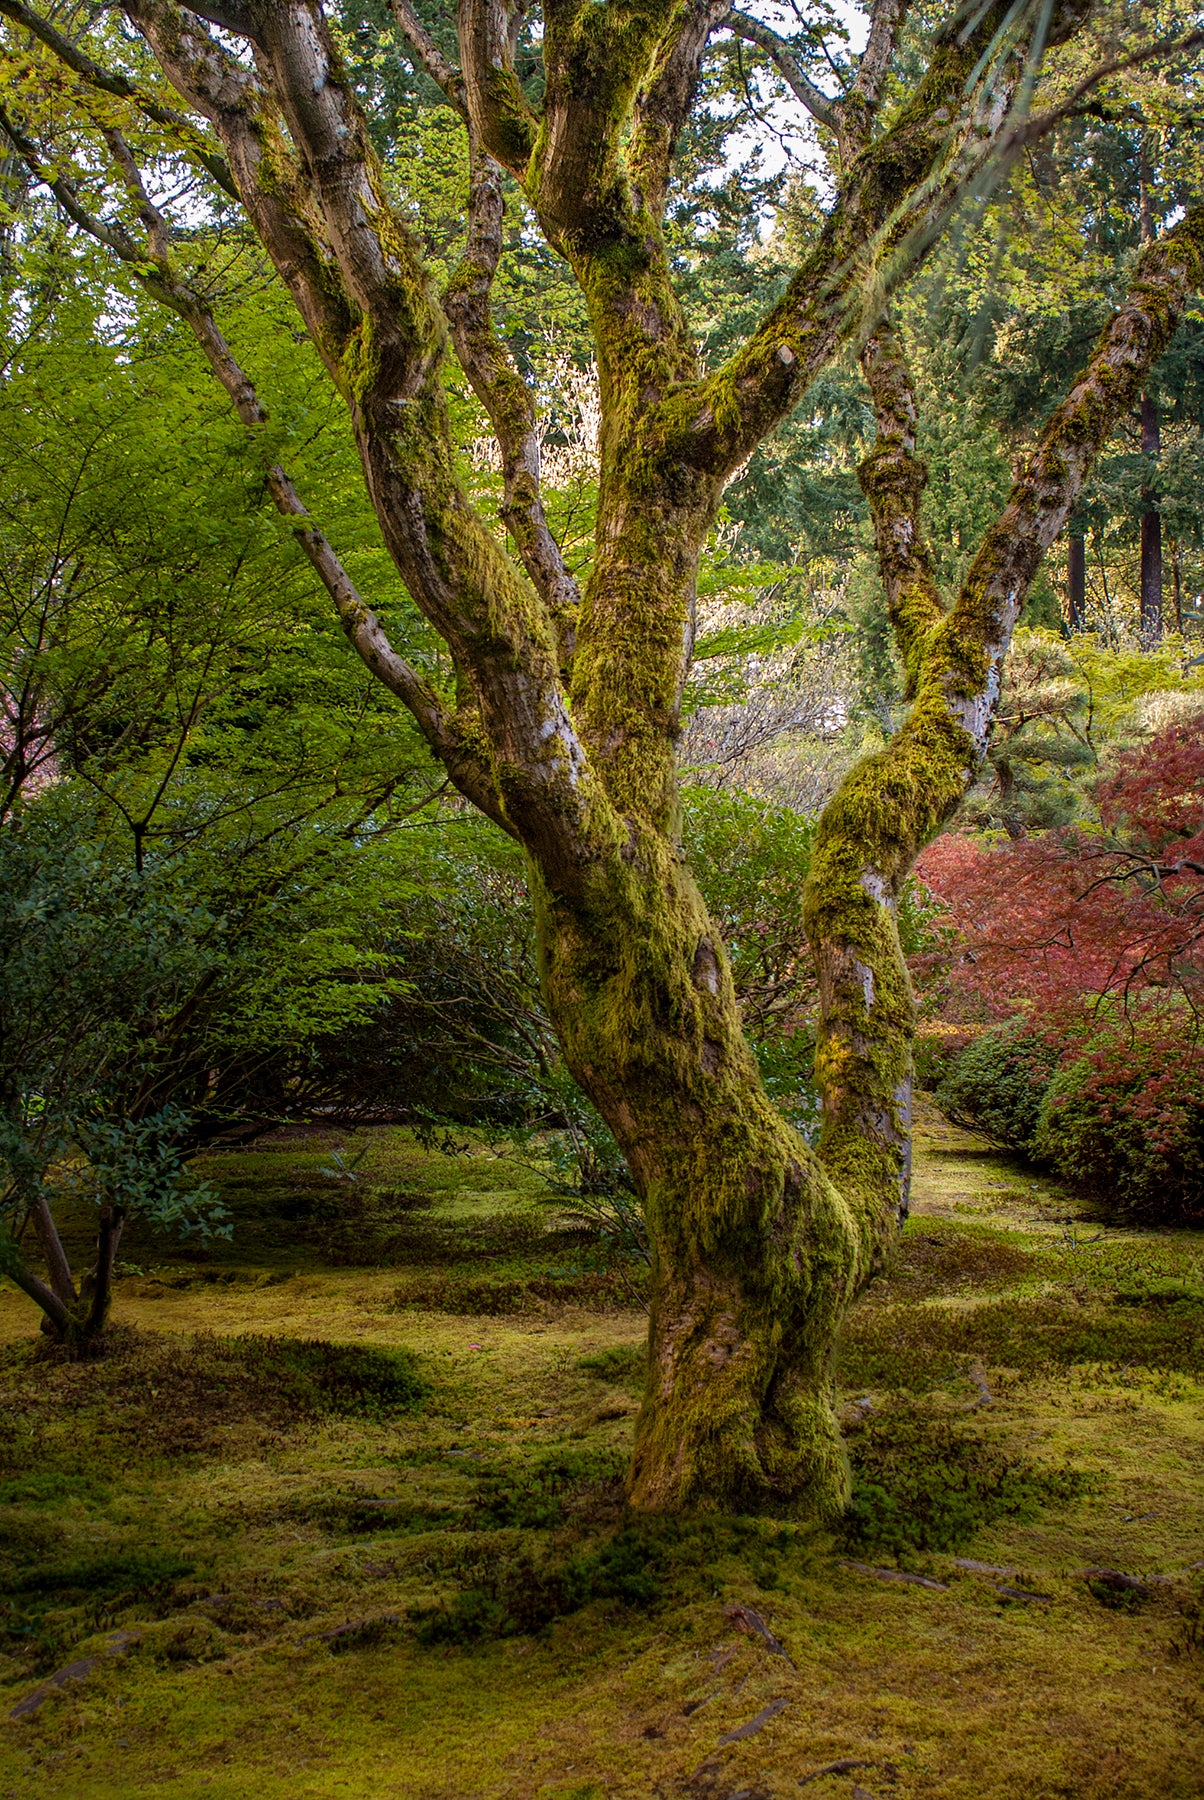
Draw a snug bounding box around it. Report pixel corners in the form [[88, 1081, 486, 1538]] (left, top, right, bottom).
[[535, 848, 862, 1518], [1067, 533, 1086, 630], [79, 1204, 124, 1342], [1140, 392, 1162, 647], [1170, 535, 1183, 633]]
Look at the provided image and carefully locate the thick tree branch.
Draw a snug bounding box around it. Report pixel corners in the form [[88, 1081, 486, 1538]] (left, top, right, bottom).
[[123, 2, 359, 364], [0, 1231, 72, 1335], [857, 321, 945, 697], [126, 0, 601, 880], [674, 0, 1093, 482], [725, 10, 840, 133], [443, 137, 580, 655], [534, 0, 670, 250], [842, 0, 909, 146], [457, 0, 537, 175], [388, 0, 466, 115], [631, 0, 733, 214], [29, 1193, 77, 1308]]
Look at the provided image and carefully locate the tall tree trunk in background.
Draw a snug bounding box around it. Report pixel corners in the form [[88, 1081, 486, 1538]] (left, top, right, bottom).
[[1140, 391, 1163, 647], [1170, 537, 1183, 633], [1067, 533, 1087, 629], [1139, 135, 1162, 648]]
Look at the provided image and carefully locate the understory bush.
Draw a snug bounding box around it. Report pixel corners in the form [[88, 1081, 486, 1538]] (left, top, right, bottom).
[[843, 1399, 1088, 1557], [937, 1021, 1062, 1150], [410, 1527, 663, 1645], [1032, 1031, 1204, 1225], [938, 1010, 1204, 1224]]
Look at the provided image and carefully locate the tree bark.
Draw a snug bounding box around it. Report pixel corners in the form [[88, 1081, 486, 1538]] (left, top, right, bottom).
[[1067, 533, 1086, 629], [1140, 391, 1162, 647], [536, 850, 860, 1514], [80, 1204, 124, 1341]]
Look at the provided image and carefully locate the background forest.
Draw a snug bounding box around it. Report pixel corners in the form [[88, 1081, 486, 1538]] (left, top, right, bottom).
[[0, 2, 1202, 1795]]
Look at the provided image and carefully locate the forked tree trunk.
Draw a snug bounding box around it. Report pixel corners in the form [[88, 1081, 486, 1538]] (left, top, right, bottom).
[[536, 854, 863, 1516]]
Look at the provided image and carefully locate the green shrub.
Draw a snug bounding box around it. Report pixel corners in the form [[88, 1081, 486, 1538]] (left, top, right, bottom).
[[410, 1526, 662, 1645], [936, 1019, 1061, 1150], [1032, 1029, 1204, 1225], [13, 1550, 195, 1599], [842, 1400, 1087, 1558], [937, 1009, 1204, 1226], [576, 1344, 646, 1385], [468, 1446, 627, 1531]]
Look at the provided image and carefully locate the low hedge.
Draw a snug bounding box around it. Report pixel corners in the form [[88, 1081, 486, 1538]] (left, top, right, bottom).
[[938, 1011, 1204, 1226]]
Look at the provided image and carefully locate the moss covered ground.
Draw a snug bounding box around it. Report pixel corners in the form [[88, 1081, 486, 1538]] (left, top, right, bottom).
[[1, 1101, 1201, 1798]]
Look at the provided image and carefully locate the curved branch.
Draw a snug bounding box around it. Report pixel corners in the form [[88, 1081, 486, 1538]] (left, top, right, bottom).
[[724, 9, 840, 132], [443, 137, 580, 656], [389, 0, 466, 115]]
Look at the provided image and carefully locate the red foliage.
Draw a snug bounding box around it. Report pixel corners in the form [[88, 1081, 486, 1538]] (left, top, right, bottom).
[[915, 720, 1204, 1021]]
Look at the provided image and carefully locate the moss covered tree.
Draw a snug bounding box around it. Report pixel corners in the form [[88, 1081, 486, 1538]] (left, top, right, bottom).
[[3, 0, 1202, 1512]]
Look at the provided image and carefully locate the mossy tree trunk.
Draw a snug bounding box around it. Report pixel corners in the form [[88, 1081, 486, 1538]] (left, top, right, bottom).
[[17, 0, 1202, 1507]]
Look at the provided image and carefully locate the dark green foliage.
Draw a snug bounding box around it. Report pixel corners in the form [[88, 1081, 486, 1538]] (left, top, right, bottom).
[[390, 1264, 645, 1314], [410, 1526, 662, 1646], [0, 1328, 427, 1481], [939, 1014, 1204, 1225], [218, 1336, 429, 1420], [577, 1344, 646, 1387], [937, 1021, 1062, 1151], [323, 1614, 407, 1654], [840, 1292, 1204, 1393], [842, 1400, 1087, 1558], [12, 1550, 195, 1601], [468, 1447, 627, 1531]]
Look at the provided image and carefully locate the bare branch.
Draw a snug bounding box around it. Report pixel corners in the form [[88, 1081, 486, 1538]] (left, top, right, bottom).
[[388, 0, 466, 115], [725, 9, 840, 133], [444, 138, 580, 654], [947, 206, 1204, 758], [123, 1, 359, 363]]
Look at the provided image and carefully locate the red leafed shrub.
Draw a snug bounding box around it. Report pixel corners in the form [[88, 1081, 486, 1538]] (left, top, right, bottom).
[[919, 720, 1204, 1222], [1031, 1014, 1204, 1225], [915, 719, 1204, 1021]]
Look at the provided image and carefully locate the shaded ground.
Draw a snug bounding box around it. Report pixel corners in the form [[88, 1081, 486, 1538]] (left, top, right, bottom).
[[0, 1102, 1201, 1799]]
